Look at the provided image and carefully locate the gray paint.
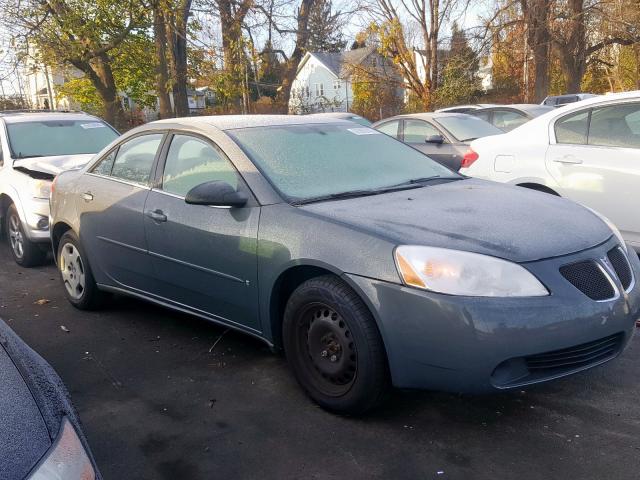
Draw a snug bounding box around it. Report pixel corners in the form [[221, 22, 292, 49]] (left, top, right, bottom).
[[0, 318, 101, 480], [50, 116, 640, 394], [0, 343, 50, 480]]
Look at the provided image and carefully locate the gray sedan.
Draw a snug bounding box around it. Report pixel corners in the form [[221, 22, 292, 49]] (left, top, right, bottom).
[[469, 104, 554, 132], [372, 113, 502, 170], [50, 116, 640, 414]]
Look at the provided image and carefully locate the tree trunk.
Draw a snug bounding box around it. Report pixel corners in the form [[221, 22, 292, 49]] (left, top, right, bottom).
[[154, 4, 173, 118], [75, 55, 126, 129], [167, 0, 192, 117], [553, 0, 586, 93], [522, 0, 551, 102], [276, 0, 316, 112]]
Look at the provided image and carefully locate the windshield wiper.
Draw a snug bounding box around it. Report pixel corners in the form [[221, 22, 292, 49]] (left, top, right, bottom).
[[293, 189, 381, 205], [15, 154, 44, 160], [293, 181, 433, 206]]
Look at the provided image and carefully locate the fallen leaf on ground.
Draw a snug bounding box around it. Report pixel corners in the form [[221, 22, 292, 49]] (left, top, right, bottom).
[[34, 299, 50, 305]]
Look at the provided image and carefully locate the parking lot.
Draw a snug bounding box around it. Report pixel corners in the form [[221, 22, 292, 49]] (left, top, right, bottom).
[[1, 245, 639, 479]]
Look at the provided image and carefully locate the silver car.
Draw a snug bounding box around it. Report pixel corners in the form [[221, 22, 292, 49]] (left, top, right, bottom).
[[0, 111, 118, 266]]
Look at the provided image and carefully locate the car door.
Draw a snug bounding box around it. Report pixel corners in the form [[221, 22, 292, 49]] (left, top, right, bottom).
[[402, 119, 460, 169], [144, 132, 261, 332], [545, 102, 640, 249], [79, 133, 164, 291]]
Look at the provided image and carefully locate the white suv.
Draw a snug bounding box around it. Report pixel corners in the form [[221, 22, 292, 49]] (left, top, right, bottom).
[[0, 111, 118, 266]]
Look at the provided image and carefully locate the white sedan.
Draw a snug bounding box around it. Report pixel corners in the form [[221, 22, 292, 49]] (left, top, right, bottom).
[[460, 90, 640, 253]]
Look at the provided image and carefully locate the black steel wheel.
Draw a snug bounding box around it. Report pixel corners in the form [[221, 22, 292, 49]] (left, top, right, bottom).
[[283, 275, 389, 414]]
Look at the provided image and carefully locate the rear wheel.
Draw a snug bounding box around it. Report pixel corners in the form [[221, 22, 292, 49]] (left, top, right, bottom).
[[57, 231, 106, 310], [5, 204, 47, 267], [283, 275, 390, 415]]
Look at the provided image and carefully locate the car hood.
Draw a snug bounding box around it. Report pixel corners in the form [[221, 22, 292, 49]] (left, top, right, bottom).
[[300, 179, 612, 263], [13, 154, 94, 176], [0, 343, 51, 480]]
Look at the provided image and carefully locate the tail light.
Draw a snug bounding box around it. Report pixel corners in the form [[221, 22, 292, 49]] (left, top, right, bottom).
[[461, 148, 479, 169], [51, 175, 58, 195]]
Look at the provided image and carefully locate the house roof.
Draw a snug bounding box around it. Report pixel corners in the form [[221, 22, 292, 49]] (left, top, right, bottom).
[[302, 46, 377, 79]]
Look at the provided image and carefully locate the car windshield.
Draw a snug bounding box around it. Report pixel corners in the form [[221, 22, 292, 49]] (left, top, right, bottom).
[[435, 115, 503, 142], [7, 119, 119, 159], [228, 124, 459, 202]]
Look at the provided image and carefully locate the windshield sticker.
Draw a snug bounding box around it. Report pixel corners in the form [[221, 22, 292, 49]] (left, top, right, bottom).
[[80, 123, 106, 129], [347, 127, 381, 135]]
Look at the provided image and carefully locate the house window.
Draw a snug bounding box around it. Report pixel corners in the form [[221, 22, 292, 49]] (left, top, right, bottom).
[[305, 86, 310, 98], [315, 83, 324, 97], [333, 80, 342, 90]]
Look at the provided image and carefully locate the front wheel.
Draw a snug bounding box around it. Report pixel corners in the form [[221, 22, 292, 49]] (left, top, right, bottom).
[[283, 275, 390, 415], [5, 203, 47, 267], [57, 231, 106, 310]]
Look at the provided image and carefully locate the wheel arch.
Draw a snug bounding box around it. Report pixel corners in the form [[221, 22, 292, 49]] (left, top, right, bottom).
[[51, 221, 73, 261], [516, 182, 560, 196], [267, 260, 380, 350]]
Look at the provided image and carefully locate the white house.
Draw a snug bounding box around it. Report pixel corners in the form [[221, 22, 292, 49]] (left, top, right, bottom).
[[289, 47, 385, 114]]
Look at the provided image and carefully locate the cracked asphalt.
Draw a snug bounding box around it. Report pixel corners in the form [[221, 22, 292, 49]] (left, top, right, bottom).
[[1, 244, 640, 479]]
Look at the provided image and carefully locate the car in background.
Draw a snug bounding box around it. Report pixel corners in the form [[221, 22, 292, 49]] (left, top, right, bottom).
[[470, 104, 554, 132], [51, 115, 639, 414], [0, 111, 119, 266], [0, 317, 100, 479], [435, 104, 498, 114], [542, 93, 598, 107], [306, 112, 372, 126], [372, 113, 503, 170], [460, 90, 640, 253]]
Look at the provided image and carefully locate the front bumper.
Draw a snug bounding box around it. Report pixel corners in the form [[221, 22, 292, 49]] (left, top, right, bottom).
[[21, 198, 51, 242], [346, 237, 640, 393]]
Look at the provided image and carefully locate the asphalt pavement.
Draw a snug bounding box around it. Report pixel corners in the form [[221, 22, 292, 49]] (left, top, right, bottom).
[[1, 244, 640, 480]]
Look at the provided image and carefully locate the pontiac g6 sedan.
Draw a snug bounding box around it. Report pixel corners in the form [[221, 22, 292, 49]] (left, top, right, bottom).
[[50, 116, 640, 414]]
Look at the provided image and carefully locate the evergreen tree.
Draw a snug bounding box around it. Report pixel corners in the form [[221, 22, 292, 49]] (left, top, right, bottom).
[[307, 0, 346, 52]]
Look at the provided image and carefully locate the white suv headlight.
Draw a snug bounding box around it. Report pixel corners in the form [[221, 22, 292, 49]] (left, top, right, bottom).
[[28, 417, 95, 480], [395, 246, 549, 297], [31, 180, 52, 200]]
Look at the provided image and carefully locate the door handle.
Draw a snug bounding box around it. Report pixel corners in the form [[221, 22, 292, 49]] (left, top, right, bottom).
[[146, 209, 167, 223], [553, 155, 583, 165], [82, 192, 94, 202]]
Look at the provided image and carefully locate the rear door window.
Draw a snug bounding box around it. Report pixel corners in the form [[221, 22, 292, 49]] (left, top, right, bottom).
[[492, 110, 528, 132], [555, 110, 589, 144], [403, 120, 442, 143], [376, 120, 400, 138], [110, 134, 163, 186]]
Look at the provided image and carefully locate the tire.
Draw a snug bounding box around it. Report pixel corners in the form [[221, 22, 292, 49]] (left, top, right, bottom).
[[5, 203, 47, 267], [57, 231, 106, 310], [283, 275, 390, 415]]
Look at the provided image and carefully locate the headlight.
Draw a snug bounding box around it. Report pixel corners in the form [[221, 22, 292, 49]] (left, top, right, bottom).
[[395, 246, 548, 297], [586, 207, 627, 252], [28, 418, 95, 480], [32, 180, 52, 200]]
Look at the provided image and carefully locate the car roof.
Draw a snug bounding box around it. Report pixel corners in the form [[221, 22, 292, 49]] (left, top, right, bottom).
[[374, 112, 474, 124], [306, 112, 364, 118], [0, 111, 101, 124], [150, 114, 352, 130]]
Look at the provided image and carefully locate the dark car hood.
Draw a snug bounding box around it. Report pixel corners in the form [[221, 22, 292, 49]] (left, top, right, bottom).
[[0, 343, 51, 480], [301, 179, 612, 263], [13, 153, 94, 176]]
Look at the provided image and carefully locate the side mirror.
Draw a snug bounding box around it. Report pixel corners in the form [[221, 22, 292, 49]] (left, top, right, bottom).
[[425, 134, 445, 144], [185, 181, 248, 208]]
